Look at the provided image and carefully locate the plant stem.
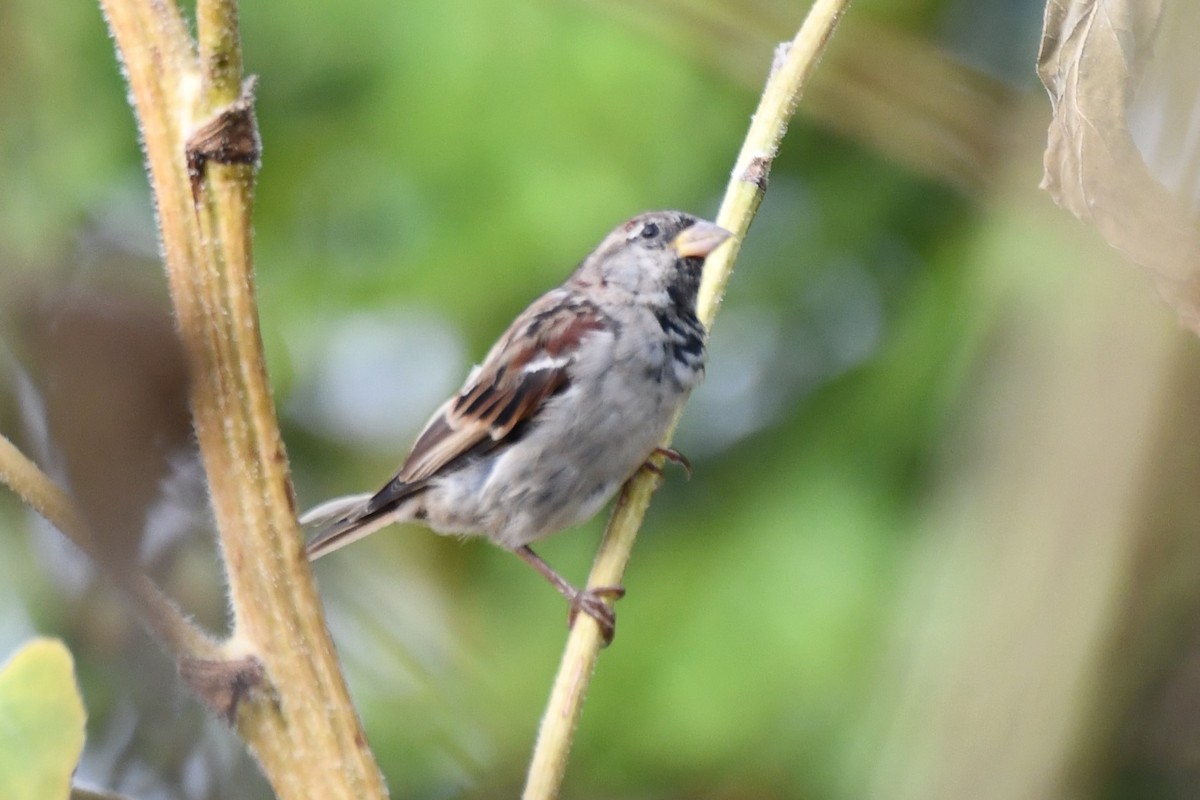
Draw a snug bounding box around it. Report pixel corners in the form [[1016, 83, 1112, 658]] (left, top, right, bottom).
[[521, 1, 852, 797], [96, 0, 388, 795], [0, 433, 218, 659]]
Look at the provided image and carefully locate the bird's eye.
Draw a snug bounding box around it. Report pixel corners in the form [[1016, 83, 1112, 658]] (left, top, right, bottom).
[[640, 222, 660, 240]]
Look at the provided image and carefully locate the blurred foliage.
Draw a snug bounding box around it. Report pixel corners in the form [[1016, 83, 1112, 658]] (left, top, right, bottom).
[[0, 639, 86, 800], [3, 0, 1200, 798]]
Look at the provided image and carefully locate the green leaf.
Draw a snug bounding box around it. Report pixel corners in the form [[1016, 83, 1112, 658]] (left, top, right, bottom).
[[0, 638, 87, 800]]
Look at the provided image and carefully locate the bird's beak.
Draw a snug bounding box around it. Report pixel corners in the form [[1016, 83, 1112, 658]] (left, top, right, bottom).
[[672, 221, 733, 259]]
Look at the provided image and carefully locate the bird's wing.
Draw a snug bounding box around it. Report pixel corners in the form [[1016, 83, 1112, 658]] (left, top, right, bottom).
[[394, 290, 610, 486], [306, 295, 608, 560]]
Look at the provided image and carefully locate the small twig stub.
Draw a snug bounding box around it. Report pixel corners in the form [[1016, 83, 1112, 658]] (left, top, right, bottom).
[[742, 155, 770, 191], [186, 76, 262, 205], [179, 653, 268, 725]]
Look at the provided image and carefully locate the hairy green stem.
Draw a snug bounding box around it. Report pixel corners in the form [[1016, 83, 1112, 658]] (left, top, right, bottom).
[[521, 1, 852, 797], [0, 433, 219, 660]]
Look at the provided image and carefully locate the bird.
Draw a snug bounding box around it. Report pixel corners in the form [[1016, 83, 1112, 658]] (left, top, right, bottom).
[[301, 210, 732, 643]]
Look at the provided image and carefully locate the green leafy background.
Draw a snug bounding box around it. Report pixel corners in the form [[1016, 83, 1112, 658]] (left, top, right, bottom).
[[3, 0, 1198, 798]]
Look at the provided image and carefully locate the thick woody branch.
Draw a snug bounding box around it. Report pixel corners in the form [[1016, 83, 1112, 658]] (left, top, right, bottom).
[[95, 0, 386, 796], [522, 1, 852, 797]]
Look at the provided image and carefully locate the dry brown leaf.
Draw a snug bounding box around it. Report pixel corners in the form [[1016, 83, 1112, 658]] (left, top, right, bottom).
[[1039, 0, 1200, 331]]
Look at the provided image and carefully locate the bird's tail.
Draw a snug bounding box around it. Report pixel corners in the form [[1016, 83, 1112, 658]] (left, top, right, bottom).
[[300, 492, 400, 560]]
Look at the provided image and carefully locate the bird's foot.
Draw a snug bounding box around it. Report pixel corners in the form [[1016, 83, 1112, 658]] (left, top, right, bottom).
[[643, 446, 692, 479], [567, 585, 627, 646], [517, 545, 627, 645]]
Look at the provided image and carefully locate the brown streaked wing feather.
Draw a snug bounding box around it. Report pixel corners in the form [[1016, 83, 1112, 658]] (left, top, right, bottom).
[[396, 402, 483, 483], [396, 293, 607, 483]]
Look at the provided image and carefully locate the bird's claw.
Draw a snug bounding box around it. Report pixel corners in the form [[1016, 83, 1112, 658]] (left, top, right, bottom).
[[567, 585, 626, 646], [643, 446, 692, 479]]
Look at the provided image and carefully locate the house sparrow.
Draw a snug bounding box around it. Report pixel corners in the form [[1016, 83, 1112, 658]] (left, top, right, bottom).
[[302, 211, 731, 643]]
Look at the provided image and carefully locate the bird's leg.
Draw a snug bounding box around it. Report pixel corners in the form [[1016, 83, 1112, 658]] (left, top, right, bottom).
[[642, 446, 692, 479], [516, 545, 626, 645]]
